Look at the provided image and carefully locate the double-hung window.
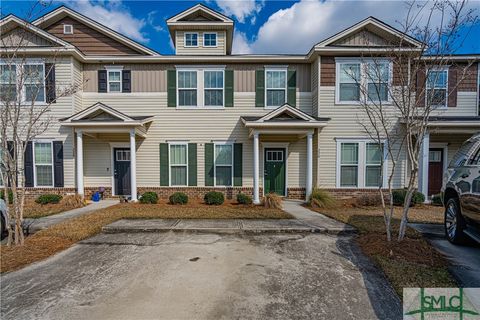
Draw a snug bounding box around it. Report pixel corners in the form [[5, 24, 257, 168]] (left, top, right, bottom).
[[214, 144, 233, 186], [204, 70, 223, 106], [24, 64, 45, 103], [367, 62, 389, 102], [178, 71, 198, 106], [336, 59, 391, 103], [0, 64, 17, 102], [426, 68, 448, 108], [340, 143, 359, 187], [338, 63, 361, 102], [185, 33, 198, 47], [337, 140, 385, 188], [34, 142, 53, 187], [266, 69, 287, 108], [177, 68, 224, 108], [203, 33, 217, 47], [170, 144, 188, 186], [107, 70, 122, 93]]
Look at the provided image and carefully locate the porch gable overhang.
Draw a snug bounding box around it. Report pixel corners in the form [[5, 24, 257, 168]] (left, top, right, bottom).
[[60, 102, 154, 137], [241, 104, 330, 136], [400, 116, 480, 134]]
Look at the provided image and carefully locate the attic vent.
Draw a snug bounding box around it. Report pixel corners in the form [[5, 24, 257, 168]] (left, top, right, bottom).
[[63, 24, 73, 34]]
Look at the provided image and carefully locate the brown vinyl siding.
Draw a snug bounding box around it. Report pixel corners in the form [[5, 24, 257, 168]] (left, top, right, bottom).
[[45, 17, 142, 55], [320, 56, 335, 86], [83, 63, 311, 93]]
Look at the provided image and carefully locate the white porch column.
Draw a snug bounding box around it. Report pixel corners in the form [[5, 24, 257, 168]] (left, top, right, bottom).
[[253, 132, 260, 204], [306, 133, 313, 201], [130, 129, 137, 202], [76, 130, 84, 196], [418, 131, 430, 200]]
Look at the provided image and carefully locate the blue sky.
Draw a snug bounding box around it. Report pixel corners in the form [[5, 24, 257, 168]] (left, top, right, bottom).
[[2, 0, 480, 55]]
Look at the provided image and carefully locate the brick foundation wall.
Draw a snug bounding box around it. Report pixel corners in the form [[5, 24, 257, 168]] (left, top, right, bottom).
[[12, 187, 380, 202]]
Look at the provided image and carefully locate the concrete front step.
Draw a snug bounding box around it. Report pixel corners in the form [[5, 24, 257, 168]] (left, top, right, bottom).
[[102, 218, 357, 235]]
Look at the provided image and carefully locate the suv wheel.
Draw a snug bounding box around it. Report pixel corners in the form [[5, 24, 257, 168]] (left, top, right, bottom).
[[445, 198, 466, 244]]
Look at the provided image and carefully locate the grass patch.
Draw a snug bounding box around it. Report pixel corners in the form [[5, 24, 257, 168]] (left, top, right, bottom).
[[1, 200, 290, 273], [309, 204, 455, 297]]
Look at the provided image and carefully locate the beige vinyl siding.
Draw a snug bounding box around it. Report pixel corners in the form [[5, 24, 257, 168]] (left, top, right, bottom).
[[430, 91, 478, 116], [72, 58, 83, 113], [80, 92, 308, 189], [175, 31, 226, 55], [83, 137, 112, 187], [0, 27, 56, 47], [311, 57, 319, 117], [317, 86, 407, 188]]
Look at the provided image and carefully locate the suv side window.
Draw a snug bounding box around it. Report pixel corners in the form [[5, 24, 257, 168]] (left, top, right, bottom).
[[449, 141, 475, 167], [468, 145, 480, 165]]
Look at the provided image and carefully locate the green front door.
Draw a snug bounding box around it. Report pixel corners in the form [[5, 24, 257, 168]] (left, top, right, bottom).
[[264, 148, 286, 196]]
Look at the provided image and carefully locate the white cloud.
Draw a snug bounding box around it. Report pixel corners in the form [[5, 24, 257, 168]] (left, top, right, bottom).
[[65, 0, 149, 43], [233, 0, 480, 54], [213, 0, 264, 23], [232, 31, 253, 54], [147, 10, 164, 32]]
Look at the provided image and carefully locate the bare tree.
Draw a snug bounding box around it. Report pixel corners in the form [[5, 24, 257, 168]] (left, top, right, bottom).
[[1, 2, 81, 245], [347, 0, 477, 241]]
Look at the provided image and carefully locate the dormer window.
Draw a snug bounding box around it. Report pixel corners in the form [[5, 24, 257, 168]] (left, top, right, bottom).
[[204, 33, 217, 47], [63, 24, 73, 34], [185, 33, 198, 47]]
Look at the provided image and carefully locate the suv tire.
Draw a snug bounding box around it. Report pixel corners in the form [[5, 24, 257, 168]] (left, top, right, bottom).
[[444, 198, 466, 244]]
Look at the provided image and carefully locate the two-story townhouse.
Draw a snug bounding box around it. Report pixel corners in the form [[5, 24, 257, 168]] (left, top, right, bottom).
[[1, 4, 479, 203]]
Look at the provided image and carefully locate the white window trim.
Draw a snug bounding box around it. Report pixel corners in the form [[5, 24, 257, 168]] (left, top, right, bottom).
[[335, 58, 393, 105], [176, 67, 225, 109], [63, 24, 73, 34], [265, 67, 288, 109], [203, 32, 217, 48], [184, 32, 199, 48], [168, 142, 188, 187], [335, 139, 388, 189], [33, 140, 54, 188], [426, 66, 449, 109], [105, 66, 123, 93], [0, 60, 47, 105], [214, 142, 233, 187]]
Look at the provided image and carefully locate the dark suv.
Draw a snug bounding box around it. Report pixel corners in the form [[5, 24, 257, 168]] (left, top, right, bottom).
[[442, 133, 480, 244]]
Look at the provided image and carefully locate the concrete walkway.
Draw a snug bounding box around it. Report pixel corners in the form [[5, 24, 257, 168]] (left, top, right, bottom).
[[103, 200, 355, 235], [24, 200, 118, 234]]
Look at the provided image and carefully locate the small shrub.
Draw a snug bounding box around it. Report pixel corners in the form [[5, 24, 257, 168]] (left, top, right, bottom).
[[308, 188, 336, 208], [392, 189, 425, 206], [60, 195, 86, 208], [431, 193, 443, 206], [169, 192, 188, 205], [236, 193, 252, 205], [355, 194, 383, 207], [0, 190, 14, 203], [140, 192, 158, 204], [263, 193, 282, 209], [204, 191, 224, 205], [35, 194, 62, 205]]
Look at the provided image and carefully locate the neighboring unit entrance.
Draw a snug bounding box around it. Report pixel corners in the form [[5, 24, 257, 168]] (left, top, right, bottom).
[[114, 148, 131, 196], [264, 148, 286, 196], [428, 148, 444, 196]]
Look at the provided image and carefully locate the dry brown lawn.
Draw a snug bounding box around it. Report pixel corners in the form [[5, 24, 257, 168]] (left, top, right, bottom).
[[23, 196, 87, 219], [1, 200, 290, 273], [309, 203, 456, 296]]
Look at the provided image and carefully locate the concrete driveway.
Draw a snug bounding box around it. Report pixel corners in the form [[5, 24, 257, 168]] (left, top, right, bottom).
[[1, 232, 401, 320]]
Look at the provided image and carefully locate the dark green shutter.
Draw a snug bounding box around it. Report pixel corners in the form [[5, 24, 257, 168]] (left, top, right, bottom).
[[159, 143, 169, 186], [45, 63, 56, 103], [287, 70, 296, 107], [255, 69, 265, 108], [233, 143, 242, 186], [24, 142, 34, 187], [53, 141, 64, 187], [204, 143, 214, 186], [167, 70, 176, 108], [225, 70, 234, 107], [122, 70, 131, 93], [98, 70, 107, 93], [188, 143, 197, 186]]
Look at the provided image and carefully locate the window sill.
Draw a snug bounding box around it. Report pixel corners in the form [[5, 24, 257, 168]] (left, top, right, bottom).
[[176, 106, 225, 110]]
